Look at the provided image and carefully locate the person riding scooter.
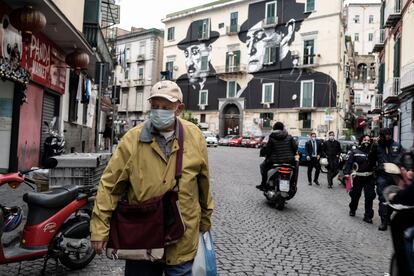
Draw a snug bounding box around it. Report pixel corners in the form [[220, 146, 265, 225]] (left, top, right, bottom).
[[257, 122, 297, 191]]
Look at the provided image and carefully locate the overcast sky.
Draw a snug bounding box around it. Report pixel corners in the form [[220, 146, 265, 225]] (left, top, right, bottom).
[[116, 0, 382, 31]]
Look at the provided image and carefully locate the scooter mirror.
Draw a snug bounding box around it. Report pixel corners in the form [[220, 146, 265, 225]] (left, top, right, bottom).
[[43, 158, 58, 169], [44, 121, 49, 127]]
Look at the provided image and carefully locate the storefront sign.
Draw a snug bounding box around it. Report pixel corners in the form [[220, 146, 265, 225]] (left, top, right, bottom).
[[21, 33, 66, 94]]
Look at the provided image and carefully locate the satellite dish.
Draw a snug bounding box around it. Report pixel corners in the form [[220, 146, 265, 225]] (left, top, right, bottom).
[[292, 94, 297, 100]]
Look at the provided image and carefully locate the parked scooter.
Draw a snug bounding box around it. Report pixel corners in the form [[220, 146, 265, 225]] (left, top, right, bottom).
[[42, 117, 65, 164], [0, 160, 96, 274], [263, 158, 299, 210]]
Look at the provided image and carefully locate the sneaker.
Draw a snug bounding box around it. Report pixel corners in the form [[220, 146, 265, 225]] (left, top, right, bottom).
[[363, 217, 373, 224], [256, 185, 265, 191], [328, 185, 333, 189], [349, 210, 355, 217], [314, 180, 320, 186], [308, 182, 312, 186], [378, 223, 388, 231]]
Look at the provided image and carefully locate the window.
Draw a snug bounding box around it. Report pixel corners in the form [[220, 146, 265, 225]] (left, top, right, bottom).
[[262, 83, 274, 104], [200, 114, 206, 123], [300, 80, 314, 107], [167, 27, 175, 41], [125, 64, 130, 79], [121, 89, 128, 110], [138, 66, 144, 80], [136, 89, 143, 110], [299, 112, 312, 129], [369, 15, 374, 24], [260, 113, 273, 128], [230, 12, 238, 33], [201, 55, 209, 71], [354, 15, 360, 23], [265, 1, 277, 24], [227, 81, 237, 98], [354, 33, 359, 41], [218, 23, 224, 29], [68, 72, 79, 122], [125, 46, 131, 60], [139, 41, 146, 55], [166, 61, 174, 72], [226, 50, 240, 72], [368, 33, 373, 41], [199, 90, 208, 106], [197, 19, 210, 40], [303, 39, 314, 65], [355, 93, 361, 104], [305, 0, 315, 12], [264, 46, 279, 64]]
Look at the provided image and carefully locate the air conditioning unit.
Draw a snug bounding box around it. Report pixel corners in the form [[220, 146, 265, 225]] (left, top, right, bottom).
[[253, 118, 259, 124], [199, 105, 205, 110], [263, 103, 270, 109], [173, 65, 179, 71]]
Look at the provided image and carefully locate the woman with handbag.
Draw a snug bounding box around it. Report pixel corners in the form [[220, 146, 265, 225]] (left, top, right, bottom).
[[90, 81, 214, 276]]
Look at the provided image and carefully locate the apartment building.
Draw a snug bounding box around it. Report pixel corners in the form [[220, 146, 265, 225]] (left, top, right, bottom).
[[162, 0, 346, 137]]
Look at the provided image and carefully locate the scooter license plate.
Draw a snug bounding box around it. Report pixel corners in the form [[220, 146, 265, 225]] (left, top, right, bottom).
[[279, 179, 290, 192]]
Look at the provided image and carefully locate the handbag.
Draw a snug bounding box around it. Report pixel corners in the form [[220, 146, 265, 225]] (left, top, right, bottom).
[[106, 121, 186, 261]]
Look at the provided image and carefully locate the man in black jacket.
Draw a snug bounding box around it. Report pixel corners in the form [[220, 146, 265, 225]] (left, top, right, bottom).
[[305, 133, 322, 186], [344, 135, 376, 223], [322, 131, 341, 188], [372, 128, 404, 231], [257, 122, 297, 190]]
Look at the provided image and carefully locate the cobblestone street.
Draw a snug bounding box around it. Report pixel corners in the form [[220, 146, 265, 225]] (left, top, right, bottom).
[[0, 147, 392, 275]]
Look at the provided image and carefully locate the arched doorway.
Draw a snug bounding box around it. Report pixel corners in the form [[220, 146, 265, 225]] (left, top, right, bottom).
[[223, 104, 240, 136]]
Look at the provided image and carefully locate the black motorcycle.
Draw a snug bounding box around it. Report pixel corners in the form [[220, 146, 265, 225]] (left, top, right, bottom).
[[263, 162, 299, 210], [42, 118, 65, 164]]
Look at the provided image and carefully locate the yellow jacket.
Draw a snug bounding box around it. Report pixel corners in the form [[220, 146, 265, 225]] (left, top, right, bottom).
[[90, 118, 214, 265]]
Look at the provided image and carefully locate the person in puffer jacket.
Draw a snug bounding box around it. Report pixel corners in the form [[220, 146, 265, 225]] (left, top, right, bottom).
[[257, 122, 297, 190]]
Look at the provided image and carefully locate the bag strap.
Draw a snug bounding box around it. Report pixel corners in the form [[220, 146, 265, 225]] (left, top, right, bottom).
[[175, 120, 184, 189]]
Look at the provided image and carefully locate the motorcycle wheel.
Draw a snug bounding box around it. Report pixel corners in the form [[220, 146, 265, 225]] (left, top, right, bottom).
[[58, 216, 96, 270], [274, 196, 285, 210]]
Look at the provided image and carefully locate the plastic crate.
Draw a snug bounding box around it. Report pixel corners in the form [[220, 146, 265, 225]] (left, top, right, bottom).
[[49, 153, 110, 188]]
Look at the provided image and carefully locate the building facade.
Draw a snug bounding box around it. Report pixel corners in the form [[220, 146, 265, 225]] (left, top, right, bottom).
[[345, 2, 381, 56], [163, 0, 346, 138], [372, 0, 414, 149], [114, 28, 164, 128]]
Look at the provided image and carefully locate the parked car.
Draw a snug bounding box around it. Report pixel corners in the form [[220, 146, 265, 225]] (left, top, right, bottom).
[[246, 136, 264, 148], [296, 136, 309, 164], [218, 135, 236, 146], [241, 136, 253, 147], [229, 136, 243, 147], [202, 131, 218, 147]]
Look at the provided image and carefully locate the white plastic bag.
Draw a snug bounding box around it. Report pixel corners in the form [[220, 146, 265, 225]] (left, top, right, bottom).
[[192, 231, 217, 276]]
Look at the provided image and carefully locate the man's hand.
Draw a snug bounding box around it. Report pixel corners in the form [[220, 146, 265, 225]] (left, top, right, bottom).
[[399, 167, 413, 188], [317, 155, 320, 160], [92, 241, 107, 255], [306, 156, 311, 161]]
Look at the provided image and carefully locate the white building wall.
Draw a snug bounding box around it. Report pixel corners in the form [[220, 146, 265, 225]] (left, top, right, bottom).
[[346, 3, 381, 55]]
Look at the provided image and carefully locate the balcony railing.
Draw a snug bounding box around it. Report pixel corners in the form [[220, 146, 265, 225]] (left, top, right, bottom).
[[371, 94, 383, 113], [226, 25, 240, 35], [384, 0, 402, 27], [383, 77, 400, 103], [215, 64, 247, 74], [372, 29, 385, 53], [83, 23, 113, 68], [262, 16, 278, 27], [401, 61, 414, 91]]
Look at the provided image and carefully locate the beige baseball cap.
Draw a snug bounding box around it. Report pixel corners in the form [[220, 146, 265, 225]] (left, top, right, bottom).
[[148, 80, 183, 103]]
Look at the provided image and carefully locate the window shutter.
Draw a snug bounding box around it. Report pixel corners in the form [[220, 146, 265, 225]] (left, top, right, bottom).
[[234, 50, 240, 67], [226, 52, 230, 71], [264, 48, 269, 64], [271, 47, 277, 62]]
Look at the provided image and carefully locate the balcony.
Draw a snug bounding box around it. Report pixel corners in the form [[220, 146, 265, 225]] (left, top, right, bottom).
[[83, 23, 113, 69], [384, 0, 402, 27], [371, 94, 383, 114], [137, 55, 145, 62], [295, 54, 319, 69], [372, 29, 385, 53], [401, 61, 414, 92], [135, 79, 145, 86], [215, 64, 247, 75], [226, 25, 240, 35], [383, 77, 400, 103], [262, 16, 279, 28]]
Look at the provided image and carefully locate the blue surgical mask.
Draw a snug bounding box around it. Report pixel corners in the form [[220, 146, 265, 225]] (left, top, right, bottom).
[[150, 109, 176, 130]]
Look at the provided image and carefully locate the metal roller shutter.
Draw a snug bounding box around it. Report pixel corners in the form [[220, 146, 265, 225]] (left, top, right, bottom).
[[40, 92, 59, 159]]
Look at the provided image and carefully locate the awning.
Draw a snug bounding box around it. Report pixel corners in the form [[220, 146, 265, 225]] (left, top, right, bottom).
[[2, 0, 99, 76], [383, 103, 399, 117]]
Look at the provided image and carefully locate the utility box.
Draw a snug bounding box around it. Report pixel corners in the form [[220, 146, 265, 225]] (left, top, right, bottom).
[[49, 153, 111, 188]]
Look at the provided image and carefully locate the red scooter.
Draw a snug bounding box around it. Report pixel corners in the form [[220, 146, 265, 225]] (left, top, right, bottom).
[[0, 164, 96, 274]]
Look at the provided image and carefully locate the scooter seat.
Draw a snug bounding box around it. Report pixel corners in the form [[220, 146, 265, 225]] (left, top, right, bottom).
[[23, 186, 79, 209]]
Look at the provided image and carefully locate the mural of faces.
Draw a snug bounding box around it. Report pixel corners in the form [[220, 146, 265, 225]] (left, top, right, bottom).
[[183, 43, 211, 87], [246, 19, 295, 73], [1, 15, 22, 65]]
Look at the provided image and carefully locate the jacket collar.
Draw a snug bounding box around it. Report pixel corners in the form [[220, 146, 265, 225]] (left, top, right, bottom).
[[139, 118, 181, 143]]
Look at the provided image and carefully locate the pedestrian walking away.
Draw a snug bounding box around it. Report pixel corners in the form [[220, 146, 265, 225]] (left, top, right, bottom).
[[372, 128, 404, 231], [305, 132, 322, 186], [322, 131, 341, 188], [344, 135, 376, 223], [90, 80, 214, 275]]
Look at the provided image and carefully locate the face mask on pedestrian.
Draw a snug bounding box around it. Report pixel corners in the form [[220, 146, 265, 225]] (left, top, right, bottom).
[[150, 109, 176, 130], [329, 135, 334, 141], [362, 141, 370, 147], [311, 136, 316, 141]]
